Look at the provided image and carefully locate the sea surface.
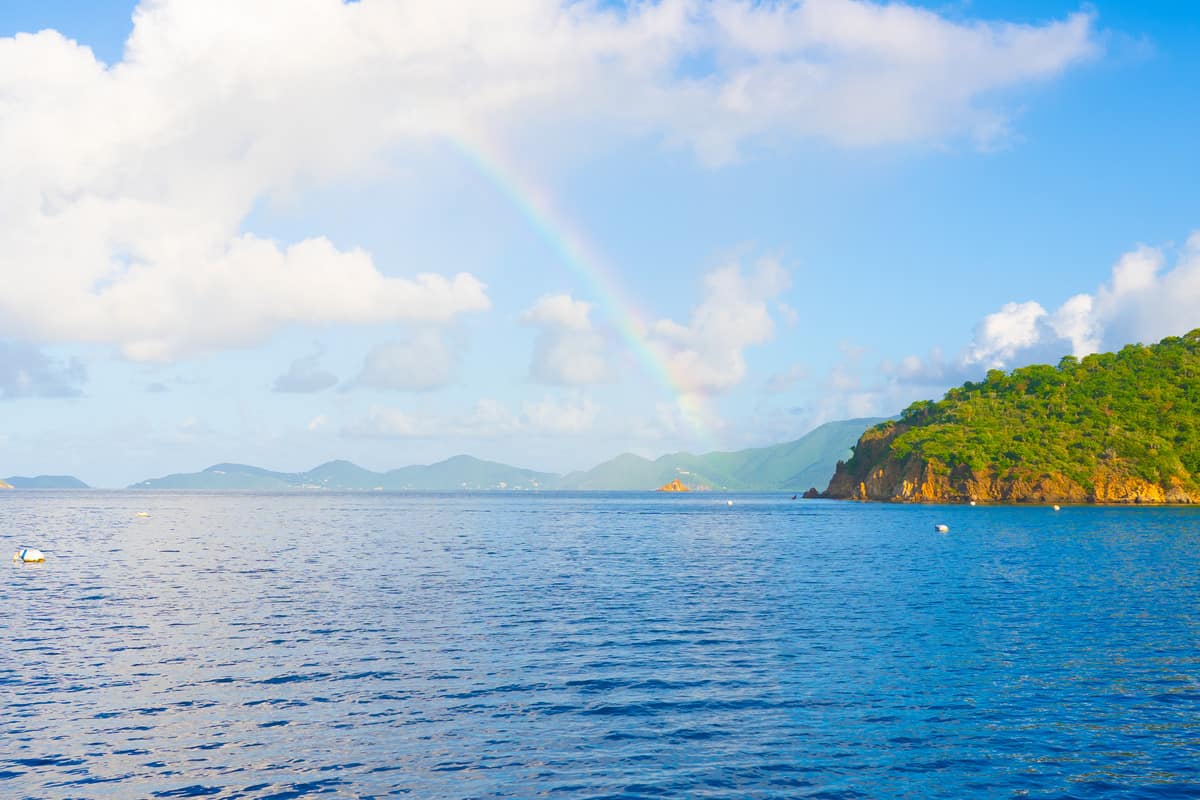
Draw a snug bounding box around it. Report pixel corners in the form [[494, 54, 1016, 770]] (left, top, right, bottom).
[[3, 492, 1200, 799]]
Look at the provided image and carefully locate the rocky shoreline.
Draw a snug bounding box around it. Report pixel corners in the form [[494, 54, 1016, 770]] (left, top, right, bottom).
[[819, 422, 1199, 504]]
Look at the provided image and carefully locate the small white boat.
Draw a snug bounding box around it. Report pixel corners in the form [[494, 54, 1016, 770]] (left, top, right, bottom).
[[934, 524, 949, 533], [13, 548, 45, 563]]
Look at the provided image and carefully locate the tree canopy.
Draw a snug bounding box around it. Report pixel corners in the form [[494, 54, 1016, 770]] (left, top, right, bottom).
[[861, 330, 1200, 490]]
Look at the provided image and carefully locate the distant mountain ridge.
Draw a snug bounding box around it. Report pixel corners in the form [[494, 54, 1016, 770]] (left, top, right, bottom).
[[558, 418, 885, 491], [129, 455, 559, 491], [129, 418, 883, 491], [4, 475, 89, 489]]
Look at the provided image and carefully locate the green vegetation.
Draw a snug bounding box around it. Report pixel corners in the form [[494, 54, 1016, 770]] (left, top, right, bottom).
[[853, 330, 1200, 491]]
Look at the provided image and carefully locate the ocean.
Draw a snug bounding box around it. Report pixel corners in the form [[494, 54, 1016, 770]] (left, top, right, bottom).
[[3, 491, 1200, 799]]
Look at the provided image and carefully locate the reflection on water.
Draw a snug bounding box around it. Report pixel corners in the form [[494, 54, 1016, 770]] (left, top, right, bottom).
[[3, 492, 1200, 798]]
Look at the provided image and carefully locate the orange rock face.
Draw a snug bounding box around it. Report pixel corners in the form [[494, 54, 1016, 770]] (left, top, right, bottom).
[[824, 424, 1199, 504], [657, 478, 690, 492]]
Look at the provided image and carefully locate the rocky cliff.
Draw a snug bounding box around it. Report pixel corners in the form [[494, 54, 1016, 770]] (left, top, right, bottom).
[[823, 332, 1200, 505], [824, 422, 1200, 504]]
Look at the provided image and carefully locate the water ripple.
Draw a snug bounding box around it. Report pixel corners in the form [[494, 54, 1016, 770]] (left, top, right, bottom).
[[3, 492, 1200, 798]]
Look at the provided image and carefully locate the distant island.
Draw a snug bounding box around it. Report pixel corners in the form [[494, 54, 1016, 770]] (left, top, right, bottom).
[[127, 418, 883, 492], [823, 330, 1200, 504], [3, 475, 89, 489]]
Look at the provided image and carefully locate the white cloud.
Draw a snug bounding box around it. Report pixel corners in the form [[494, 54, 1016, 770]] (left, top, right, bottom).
[[520, 294, 594, 331], [777, 302, 800, 327], [628, 395, 729, 445], [0, 1, 1096, 359], [960, 233, 1200, 370], [175, 415, 212, 440], [353, 330, 459, 392], [765, 361, 809, 393], [879, 346, 976, 388], [963, 300, 1048, 368], [462, 398, 523, 437], [780, 234, 1200, 433], [0, 341, 87, 398], [828, 362, 862, 393], [520, 395, 597, 434], [691, 2, 1098, 159], [344, 406, 427, 438], [803, 362, 912, 429], [273, 350, 338, 393], [650, 259, 789, 394], [344, 393, 597, 439], [1047, 293, 1099, 357], [520, 294, 611, 385]]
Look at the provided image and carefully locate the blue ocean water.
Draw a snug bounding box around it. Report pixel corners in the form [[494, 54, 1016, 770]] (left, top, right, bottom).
[[3, 491, 1200, 799]]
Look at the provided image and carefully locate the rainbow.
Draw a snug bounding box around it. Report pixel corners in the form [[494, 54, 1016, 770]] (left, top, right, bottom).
[[450, 134, 716, 442]]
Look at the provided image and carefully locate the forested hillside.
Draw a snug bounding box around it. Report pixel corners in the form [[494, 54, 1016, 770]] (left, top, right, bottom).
[[825, 331, 1200, 503]]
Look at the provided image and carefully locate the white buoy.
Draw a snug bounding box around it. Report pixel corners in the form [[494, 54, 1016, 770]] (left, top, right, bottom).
[[13, 548, 45, 563], [135, 511, 151, 518], [934, 524, 949, 533], [726, 500, 734, 506], [969, 500, 977, 506], [1053, 505, 1061, 512]]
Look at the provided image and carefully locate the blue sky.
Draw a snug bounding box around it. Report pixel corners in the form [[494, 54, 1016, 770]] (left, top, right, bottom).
[[1, 0, 1198, 487]]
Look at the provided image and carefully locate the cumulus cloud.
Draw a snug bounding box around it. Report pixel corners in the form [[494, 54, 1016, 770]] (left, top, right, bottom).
[[765, 362, 809, 393], [777, 234, 1200, 433], [353, 330, 460, 392], [627, 395, 728, 445], [345, 406, 426, 438], [272, 350, 338, 393], [689, 2, 1100, 160], [853, 231, 1200, 426], [963, 300, 1049, 368], [175, 415, 212, 440], [0, 341, 86, 398], [0, 1, 1096, 358], [520, 294, 611, 385], [961, 234, 1200, 370], [521, 394, 598, 434], [344, 394, 597, 438], [879, 346, 975, 388], [650, 259, 789, 394], [798, 364, 899, 429]]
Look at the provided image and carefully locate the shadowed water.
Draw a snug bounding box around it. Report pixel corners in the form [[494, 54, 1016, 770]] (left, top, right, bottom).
[[3, 492, 1200, 798]]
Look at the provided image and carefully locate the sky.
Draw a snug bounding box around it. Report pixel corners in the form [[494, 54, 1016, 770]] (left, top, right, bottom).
[[1, 0, 1199, 487]]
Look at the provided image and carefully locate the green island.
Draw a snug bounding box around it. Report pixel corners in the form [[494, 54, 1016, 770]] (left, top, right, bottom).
[[824, 330, 1200, 503]]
